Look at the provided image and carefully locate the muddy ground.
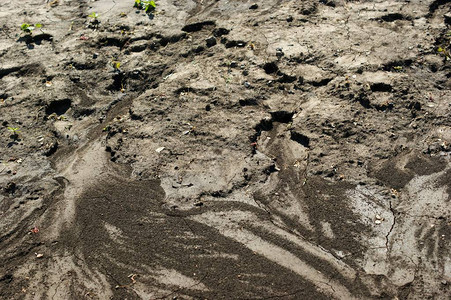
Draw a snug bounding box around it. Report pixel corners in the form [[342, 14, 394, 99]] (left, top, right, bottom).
[[0, 0, 450, 299]]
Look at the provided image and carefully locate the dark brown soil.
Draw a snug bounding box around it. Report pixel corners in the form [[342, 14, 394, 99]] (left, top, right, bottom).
[[1, 0, 450, 299]]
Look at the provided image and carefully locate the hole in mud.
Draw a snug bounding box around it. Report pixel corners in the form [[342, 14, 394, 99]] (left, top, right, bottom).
[[182, 21, 215, 32], [225, 40, 247, 48], [270, 111, 294, 123], [45, 99, 71, 115], [73, 107, 95, 118], [175, 87, 194, 94], [445, 14, 451, 25], [278, 73, 297, 83], [255, 118, 273, 132], [129, 108, 143, 120], [356, 92, 371, 108], [0, 66, 21, 79], [379, 13, 409, 22], [319, 0, 336, 7], [0, 274, 13, 283], [44, 142, 58, 157], [158, 33, 186, 46], [264, 164, 278, 174], [311, 78, 332, 87], [239, 98, 258, 106], [108, 72, 126, 91], [429, 0, 448, 14], [98, 37, 129, 49], [370, 82, 392, 92], [290, 131, 310, 148], [213, 27, 230, 37], [3, 182, 17, 195], [263, 62, 279, 74], [383, 59, 413, 71]]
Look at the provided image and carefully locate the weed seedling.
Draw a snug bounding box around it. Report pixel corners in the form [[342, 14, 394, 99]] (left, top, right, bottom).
[[7, 127, 20, 139], [20, 23, 42, 35], [112, 60, 121, 71], [88, 12, 100, 29], [134, 0, 156, 14], [438, 47, 450, 60], [89, 12, 99, 20]]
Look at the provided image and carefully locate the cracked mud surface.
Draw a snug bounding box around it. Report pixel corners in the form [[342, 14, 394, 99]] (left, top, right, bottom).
[[1, 0, 450, 299]]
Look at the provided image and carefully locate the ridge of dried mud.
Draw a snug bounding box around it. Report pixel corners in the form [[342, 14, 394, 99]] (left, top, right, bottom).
[[1, 0, 450, 299]]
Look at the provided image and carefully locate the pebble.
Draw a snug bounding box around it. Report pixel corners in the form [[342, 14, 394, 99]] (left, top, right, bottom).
[[335, 250, 345, 259]]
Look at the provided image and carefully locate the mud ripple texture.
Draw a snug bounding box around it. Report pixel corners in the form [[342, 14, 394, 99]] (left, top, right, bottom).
[[0, 0, 450, 299]]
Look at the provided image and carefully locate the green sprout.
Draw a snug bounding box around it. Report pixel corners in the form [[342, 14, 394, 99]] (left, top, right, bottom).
[[438, 47, 450, 60], [7, 127, 20, 133], [88, 12, 99, 20], [20, 23, 42, 34], [134, 0, 156, 13], [7, 127, 20, 139], [112, 60, 121, 70]]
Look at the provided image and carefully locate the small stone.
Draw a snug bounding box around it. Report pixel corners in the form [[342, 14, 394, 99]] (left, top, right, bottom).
[[374, 220, 382, 225], [375, 214, 382, 220], [36, 253, 44, 258], [249, 3, 258, 9], [156, 147, 165, 153], [335, 250, 345, 259], [244, 81, 251, 88]]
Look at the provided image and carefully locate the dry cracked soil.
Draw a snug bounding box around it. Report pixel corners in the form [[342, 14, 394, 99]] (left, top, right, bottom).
[[1, 0, 451, 299]]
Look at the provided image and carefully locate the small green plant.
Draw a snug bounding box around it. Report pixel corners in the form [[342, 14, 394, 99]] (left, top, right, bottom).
[[112, 60, 121, 70], [7, 127, 20, 139], [87, 12, 100, 29], [88, 12, 99, 20], [20, 23, 42, 35], [134, 0, 156, 13], [7, 127, 20, 134], [438, 47, 450, 60]]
